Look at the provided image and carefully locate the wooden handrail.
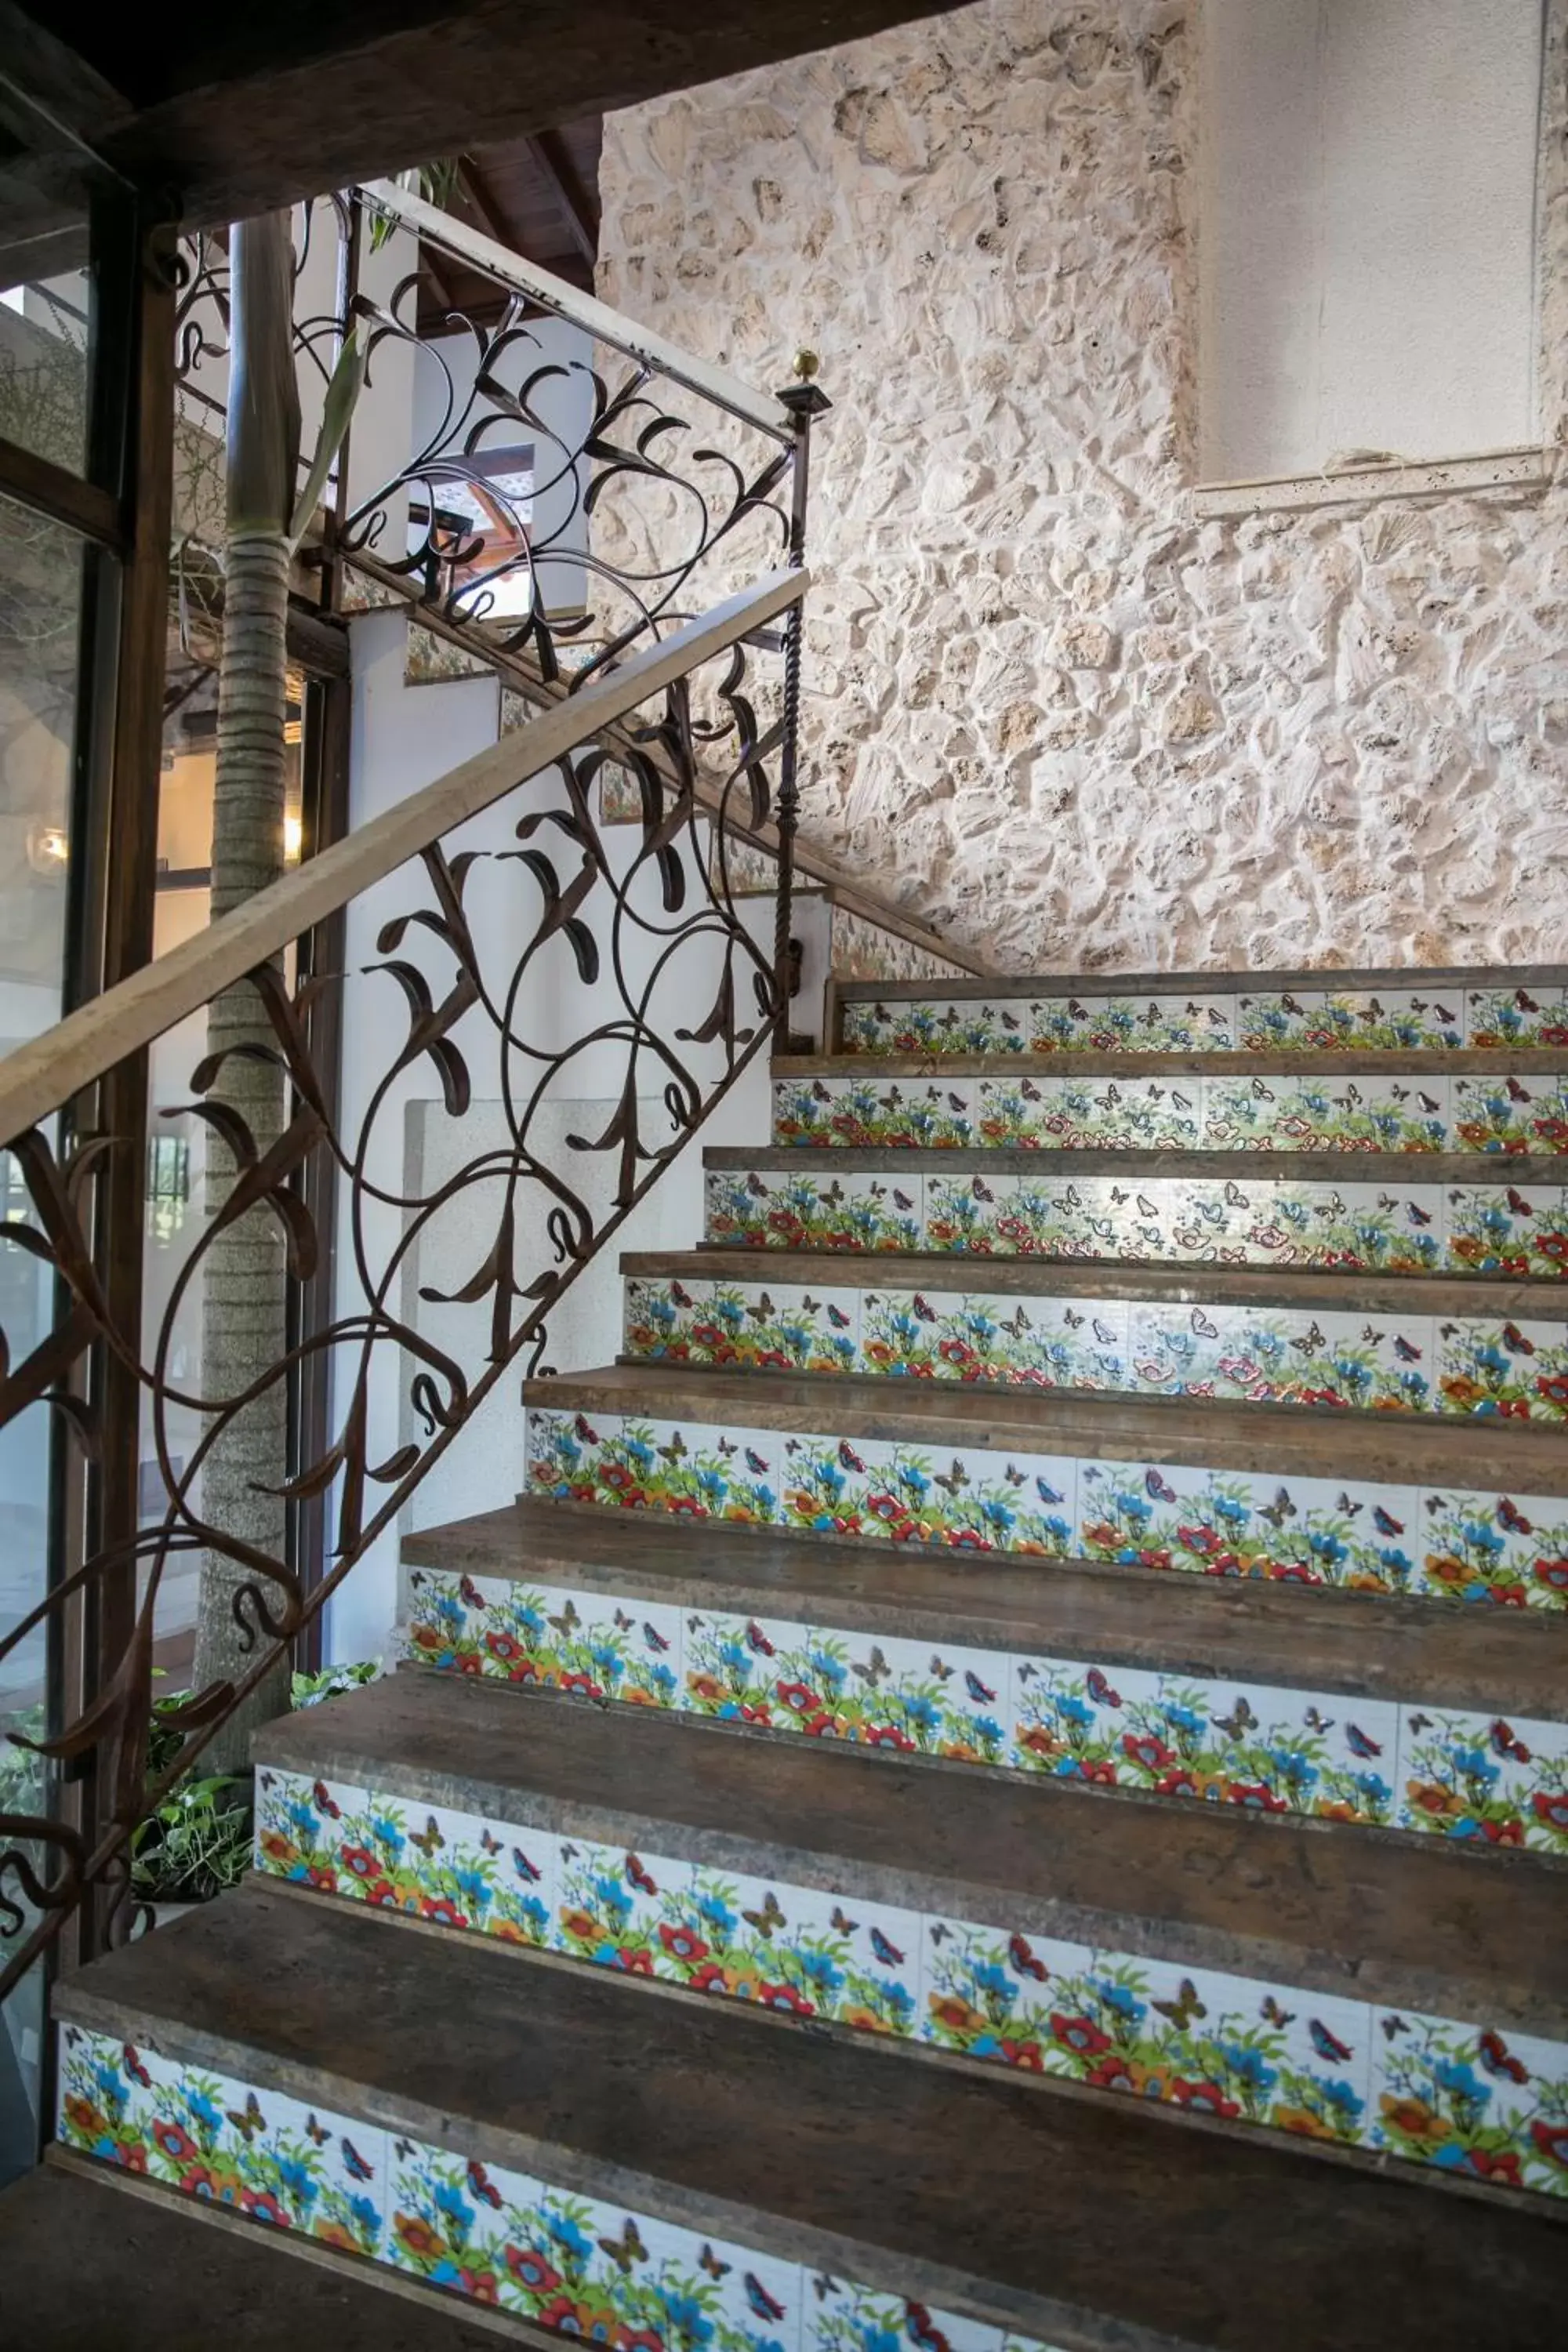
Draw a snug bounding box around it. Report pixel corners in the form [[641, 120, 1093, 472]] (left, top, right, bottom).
[[361, 179, 794, 444], [0, 569, 808, 1147]]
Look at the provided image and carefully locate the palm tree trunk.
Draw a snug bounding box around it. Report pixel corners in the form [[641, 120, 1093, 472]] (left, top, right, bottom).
[[192, 213, 300, 1769]]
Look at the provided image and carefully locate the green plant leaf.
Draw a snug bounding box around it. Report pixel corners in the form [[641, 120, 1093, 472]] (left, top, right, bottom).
[[289, 321, 365, 550]]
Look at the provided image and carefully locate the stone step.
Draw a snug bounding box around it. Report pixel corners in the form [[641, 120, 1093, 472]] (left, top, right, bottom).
[[403, 1494, 1568, 1847], [770, 1066, 1568, 1157], [52, 1880, 1567, 2352], [702, 1148, 1568, 1279], [619, 1254, 1568, 1425], [249, 1672, 1568, 2202], [0, 2156, 514, 2350], [827, 966, 1568, 1061], [521, 1359, 1568, 1599]]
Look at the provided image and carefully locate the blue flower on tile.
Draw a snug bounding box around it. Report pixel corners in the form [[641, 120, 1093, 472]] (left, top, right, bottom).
[[1377, 1547, 1413, 1580], [902, 1692, 942, 1733], [625, 1436, 655, 1471], [1213, 1494, 1250, 1526], [1223, 2045, 1277, 2094], [1433, 2058, 1491, 2110], [594, 1875, 633, 1918], [811, 1650, 848, 1690], [1057, 1694, 1096, 1728], [800, 1949, 844, 1995], [1355, 1772, 1392, 1806], [720, 1640, 751, 1672], [1461, 1521, 1505, 1557], [371, 1814, 405, 1857], [516, 1602, 546, 1635], [898, 1464, 931, 1500], [1164, 1702, 1207, 1735], [548, 2211, 595, 2262], [1320, 2078, 1364, 2124], [1269, 1748, 1319, 1791], [975, 1715, 1004, 1746], [187, 2088, 223, 2133], [434, 2177, 474, 2234], [1308, 1531, 1348, 1569], [697, 1891, 738, 1936], [1452, 1748, 1501, 1786], [274, 2154, 320, 2209], [659, 2292, 715, 2346], [1098, 1980, 1147, 2024]]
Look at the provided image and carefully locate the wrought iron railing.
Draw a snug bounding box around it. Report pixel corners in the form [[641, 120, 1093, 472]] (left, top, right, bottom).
[[0, 568, 809, 1997]]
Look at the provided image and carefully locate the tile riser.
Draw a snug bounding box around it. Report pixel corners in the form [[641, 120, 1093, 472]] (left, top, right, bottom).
[[623, 1275, 1568, 1425], [525, 1403, 1568, 1617], [774, 1073, 1568, 1159], [704, 1167, 1568, 1283], [404, 1547, 1568, 1853], [836, 984, 1568, 1059], [252, 1767, 1568, 2205], [55, 2025, 1072, 2351]]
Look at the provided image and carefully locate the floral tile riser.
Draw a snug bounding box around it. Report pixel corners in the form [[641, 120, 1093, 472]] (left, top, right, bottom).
[[525, 1408, 1568, 1617], [249, 1775, 1568, 2201], [58, 2027, 1070, 2343], [626, 1276, 1568, 1422], [710, 1167, 1568, 1280], [779, 1075, 1561, 1156], [405, 1537, 1568, 1850], [838, 985, 1566, 1058]]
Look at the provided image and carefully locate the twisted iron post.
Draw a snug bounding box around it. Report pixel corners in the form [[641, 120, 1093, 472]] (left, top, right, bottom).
[[773, 355, 831, 1044]]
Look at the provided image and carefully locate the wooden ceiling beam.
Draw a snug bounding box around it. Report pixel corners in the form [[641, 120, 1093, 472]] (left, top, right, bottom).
[[524, 129, 598, 268]]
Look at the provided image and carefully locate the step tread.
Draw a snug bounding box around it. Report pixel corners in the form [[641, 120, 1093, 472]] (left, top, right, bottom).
[[401, 1501, 1568, 1716], [523, 1362, 1568, 1492], [626, 1248, 1563, 1316], [254, 1673, 1568, 2031], [705, 1145, 1562, 1182], [56, 1882, 1566, 2352], [0, 2161, 505, 2351]]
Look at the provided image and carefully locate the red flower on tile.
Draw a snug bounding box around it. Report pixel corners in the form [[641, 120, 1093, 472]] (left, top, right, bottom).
[[775, 1680, 821, 1715], [1530, 2118, 1568, 2168], [456, 1656, 484, 1676], [759, 1983, 815, 2015], [505, 2247, 562, 2293], [688, 1962, 730, 1994], [181, 2164, 238, 2204], [1460, 2147, 1523, 2186], [484, 1630, 524, 1662], [1050, 2013, 1112, 2057], [306, 1866, 337, 1893], [1536, 1374, 1568, 1408], [420, 1896, 468, 1929], [560, 1671, 606, 1699], [1000, 2038, 1044, 2071], [659, 1923, 710, 1964], [864, 1723, 917, 1750], [241, 2189, 291, 2227], [1073, 1759, 1117, 1785], [1225, 1784, 1288, 1813], [152, 2120, 198, 2165], [1171, 2078, 1240, 2118], [1479, 1818, 1525, 1847], [341, 1846, 379, 1881], [938, 1338, 975, 1365], [1153, 1767, 1202, 1798], [459, 2270, 499, 2305], [1178, 1523, 1223, 1555], [365, 1878, 401, 1907], [1121, 1733, 1176, 1773], [1530, 1792, 1568, 1833], [1086, 2054, 1140, 2095], [616, 1947, 654, 1976], [1541, 1232, 1568, 1264], [948, 1530, 993, 1550]]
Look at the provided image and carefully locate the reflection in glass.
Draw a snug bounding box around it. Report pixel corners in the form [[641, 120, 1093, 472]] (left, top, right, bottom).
[[0, 494, 85, 2177]]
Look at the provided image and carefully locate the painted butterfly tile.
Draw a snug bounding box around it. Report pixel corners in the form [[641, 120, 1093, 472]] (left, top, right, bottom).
[[706, 1167, 924, 1253], [1235, 989, 1461, 1053], [861, 1287, 1127, 1390], [57, 2030, 387, 2257], [922, 1172, 1174, 1261], [1076, 1462, 1421, 1595], [840, 996, 1007, 1054], [1450, 1072, 1568, 1156], [773, 1075, 975, 1149], [1203, 1074, 1448, 1154], [778, 1429, 1078, 1557], [808, 2275, 1003, 2352], [1399, 1704, 1568, 1853], [1370, 2008, 1568, 2198], [647, 1860, 922, 2038], [554, 1835, 673, 1976], [921, 1923, 1371, 2147], [1418, 1487, 1568, 1610], [528, 1408, 782, 1533], [1446, 1184, 1568, 1279], [405, 1561, 685, 1709], [1465, 985, 1568, 1052], [624, 1278, 861, 1377], [1011, 1654, 1398, 1825], [1123, 1301, 1430, 1414], [1434, 1316, 1568, 1421], [1020, 1074, 1202, 1151]]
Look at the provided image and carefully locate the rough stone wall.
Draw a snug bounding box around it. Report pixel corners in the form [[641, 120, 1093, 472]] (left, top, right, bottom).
[[597, 0, 1568, 975]]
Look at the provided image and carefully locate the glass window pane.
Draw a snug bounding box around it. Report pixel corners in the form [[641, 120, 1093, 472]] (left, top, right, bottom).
[[0, 491, 87, 2180]]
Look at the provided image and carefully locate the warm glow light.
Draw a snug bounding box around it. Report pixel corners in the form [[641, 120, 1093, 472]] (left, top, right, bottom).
[[26, 822, 68, 874], [283, 813, 303, 862]]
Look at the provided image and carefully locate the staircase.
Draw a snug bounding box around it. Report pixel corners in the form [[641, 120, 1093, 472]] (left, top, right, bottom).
[[20, 960, 1566, 2348]]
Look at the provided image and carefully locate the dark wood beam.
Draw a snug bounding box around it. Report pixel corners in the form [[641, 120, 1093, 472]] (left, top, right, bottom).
[[526, 129, 598, 268], [0, 430, 125, 546], [3, 1, 965, 232], [454, 157, 512, 249]]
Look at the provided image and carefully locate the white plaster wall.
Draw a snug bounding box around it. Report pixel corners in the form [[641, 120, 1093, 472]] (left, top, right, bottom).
[[596, 0, 1568, 974], [325, 608, 772, 1662], [1200, 0, 1544, 481]]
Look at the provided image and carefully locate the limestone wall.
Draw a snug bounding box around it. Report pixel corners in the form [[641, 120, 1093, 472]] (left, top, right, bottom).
[[597, 0, 1568, 974]]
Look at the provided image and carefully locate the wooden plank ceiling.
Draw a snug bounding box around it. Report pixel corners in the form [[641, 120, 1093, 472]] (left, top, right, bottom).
[[0, 0, 961, 275]]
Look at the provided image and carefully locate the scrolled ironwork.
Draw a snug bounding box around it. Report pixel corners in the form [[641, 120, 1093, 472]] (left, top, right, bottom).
[[0, 629, 789, 1999]]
